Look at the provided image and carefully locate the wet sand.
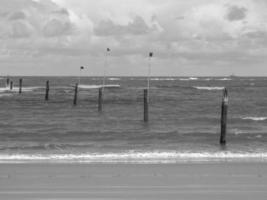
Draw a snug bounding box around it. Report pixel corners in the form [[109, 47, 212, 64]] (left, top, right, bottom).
[[0, 163, 266, 199]]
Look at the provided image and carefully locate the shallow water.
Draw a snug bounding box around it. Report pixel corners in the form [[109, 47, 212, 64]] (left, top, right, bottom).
[[0, 76, 266, 163]]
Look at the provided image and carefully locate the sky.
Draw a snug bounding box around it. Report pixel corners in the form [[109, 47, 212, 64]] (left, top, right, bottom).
[[0, 0, 267, 76]]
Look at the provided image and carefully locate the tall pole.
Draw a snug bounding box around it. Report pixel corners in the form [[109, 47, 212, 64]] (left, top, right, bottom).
[[19, 78, 22, 94], [6, 77, 10, 88], [103, 48, 110, 90], [45, 80, 49, 101], [147, 52, 153, 102], [79, 66, 84, 86], [73, 83, 78, 106], [220, 88, 228, 145]]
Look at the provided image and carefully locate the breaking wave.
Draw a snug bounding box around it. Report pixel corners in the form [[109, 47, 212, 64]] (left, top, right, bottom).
[[0, 86, 41, 93], [150, 78, 176, 81], [193, 86, 225, 91], [79, 84, 120, 89], [242, 117, 267, 121], [0, 151, 266, 163], [216, 78, 232, 81], [180, 77, 199, 81], [108, 78, 121, 81]]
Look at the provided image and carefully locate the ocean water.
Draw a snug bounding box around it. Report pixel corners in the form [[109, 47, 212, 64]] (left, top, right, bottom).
[[0, 76, 267, 163]]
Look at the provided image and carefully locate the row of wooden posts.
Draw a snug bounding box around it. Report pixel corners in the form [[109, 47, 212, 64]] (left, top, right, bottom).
[[6, 78, 23, 94], [5, 78, 228, 146]]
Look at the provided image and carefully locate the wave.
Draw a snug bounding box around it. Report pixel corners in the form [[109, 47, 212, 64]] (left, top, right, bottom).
[[150, 78, 176, 81], [108, 78, 120, 81], [203, 78, 212, 81], [242, 117, 267, 121], [0, 87, 10, 92], [180, 77, 198, 81], [79, 85, 102, 89], [193, 86, 225, 91], [0, 151, 267, 163], [0, 86, 41, 93], [0, 93, 13, 97], [216, 78, 232, 81], [79, 84, 120, 89]]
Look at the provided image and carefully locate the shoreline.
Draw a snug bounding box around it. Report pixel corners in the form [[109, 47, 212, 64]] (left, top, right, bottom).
[[0, 162, 266, 199]]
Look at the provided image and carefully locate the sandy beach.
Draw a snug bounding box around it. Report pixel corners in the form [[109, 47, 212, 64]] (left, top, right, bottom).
[[0, 162, 266, 199]]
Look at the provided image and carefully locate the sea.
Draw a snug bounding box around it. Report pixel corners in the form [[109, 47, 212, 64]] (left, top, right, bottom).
[[0, 76, 267, 164]]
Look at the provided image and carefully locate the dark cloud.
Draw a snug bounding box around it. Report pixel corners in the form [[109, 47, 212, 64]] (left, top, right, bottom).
[[10, 21, 32, 38], [0, 10, 8, 18], [8, 11, 26, 20], [175, 16, 185, 20], [52, 8, 69, 16], [94, 16, 151, 36], [244, 31, 267, 39], [226, 5, 247, 21], [43, 18, 73, 37]]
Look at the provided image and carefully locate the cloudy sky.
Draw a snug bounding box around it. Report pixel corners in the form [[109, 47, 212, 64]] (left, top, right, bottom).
[[0, 0, 267, 76]]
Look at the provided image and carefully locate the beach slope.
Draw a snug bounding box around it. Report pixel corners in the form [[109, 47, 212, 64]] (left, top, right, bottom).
[[0, 163, 266, 199]]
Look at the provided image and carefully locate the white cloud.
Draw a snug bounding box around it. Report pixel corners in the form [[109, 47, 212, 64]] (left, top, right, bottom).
[[1, 0, 267, 76]]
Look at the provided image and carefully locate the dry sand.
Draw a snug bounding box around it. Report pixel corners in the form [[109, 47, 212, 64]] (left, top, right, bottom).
[[0, 162, 266, 199]]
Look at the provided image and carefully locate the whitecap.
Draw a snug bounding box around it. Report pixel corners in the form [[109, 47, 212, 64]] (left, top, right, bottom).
[[193, 86, 225, 91], [79, 84, 120, 89], [79, 85, 102, 89], [216, 78, 231, 81], [242, 117, 267, 121], [0, 93, 13, 97], [151, 78, 176, 81], [0, 151, 267, 163], [180, 77, 198, 81], [108, 78, 121, 81]]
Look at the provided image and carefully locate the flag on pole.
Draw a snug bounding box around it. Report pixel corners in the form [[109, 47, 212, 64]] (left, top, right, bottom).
[[80, 66, 84, 70], [149, 52, 153, 57], [107, 48, 110, 52]]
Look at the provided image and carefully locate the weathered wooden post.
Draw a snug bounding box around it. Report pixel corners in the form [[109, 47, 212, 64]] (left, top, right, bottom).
[[19, 78, 22, 94], [10, 81, 13, 90], [220, 88, 228, 145], [45, 80, 49, 101], [144, 89, 149, 122], [98, 88, 103, 112], [73, 83, 78, 106], [6, 78, 10, 88]]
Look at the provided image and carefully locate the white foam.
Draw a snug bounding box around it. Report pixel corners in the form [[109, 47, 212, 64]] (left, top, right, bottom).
[[0, 87, 10, 93], [0, 151, 266, 163], [150, 78, 176, 81], [193, 86, 224, 91], [0, 93, 12, 97], [242, 117, 267, 121], [79, 84, 120, 89], [180, 77, 198, 81], [108, 78, 120, 81], [79, 85, 102, 89], [0, 86, 42, 92], [216, 78, 232, 81]]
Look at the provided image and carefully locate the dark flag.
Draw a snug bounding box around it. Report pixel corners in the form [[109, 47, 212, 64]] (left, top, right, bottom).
[[149, 52, 153, 57], [107, 48, 110, 52], [80, 66, 84, 70]]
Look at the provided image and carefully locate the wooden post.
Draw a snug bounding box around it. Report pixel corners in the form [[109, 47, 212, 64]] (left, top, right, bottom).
[[45, 80, 49, 101], [6, 78, 10, 87], [73, 83, 78, 106], [220, 88, 228, 145], [10, 81, 13, 90], [19, 79, 22, 94], [144, 89, 149, 122], [98, 88, 103, 112]]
